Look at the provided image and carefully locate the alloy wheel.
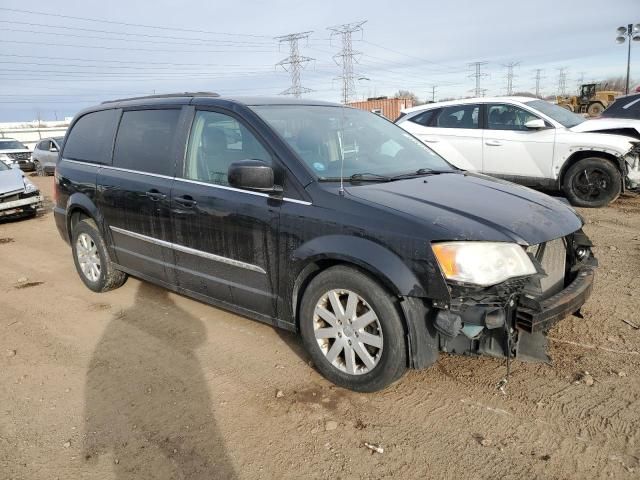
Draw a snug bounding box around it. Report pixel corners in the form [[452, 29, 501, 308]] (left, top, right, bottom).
[[313, 289, 383, 375], [76, 233, 101, 282]]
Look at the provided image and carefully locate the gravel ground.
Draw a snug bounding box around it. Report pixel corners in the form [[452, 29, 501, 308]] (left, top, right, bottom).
[[1, 175, 639, 480]]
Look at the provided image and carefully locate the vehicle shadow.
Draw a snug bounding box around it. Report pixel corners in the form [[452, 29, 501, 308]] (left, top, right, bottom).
[[82, 281, 237, 479]]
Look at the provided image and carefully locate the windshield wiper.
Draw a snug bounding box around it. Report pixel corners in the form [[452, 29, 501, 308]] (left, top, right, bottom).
[[349, 172, 392, 182], [389, 168, 456, 180]]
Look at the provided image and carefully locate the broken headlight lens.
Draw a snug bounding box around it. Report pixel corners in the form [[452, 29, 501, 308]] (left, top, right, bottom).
[[432, 241, 536, 287], [23, 178, 38, 194]]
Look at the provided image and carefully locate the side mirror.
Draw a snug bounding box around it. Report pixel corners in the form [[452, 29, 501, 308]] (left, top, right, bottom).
[[50, 146, 58, 153], [524, 118, 547, 129], [228, 159, 280, 193]]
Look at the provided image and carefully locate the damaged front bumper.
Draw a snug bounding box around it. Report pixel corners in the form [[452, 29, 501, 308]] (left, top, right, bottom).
[[624, 144, 640, 190], [403, 231, 597, 369], [516, 263, 595, 333], [0, 193, 43, 217]]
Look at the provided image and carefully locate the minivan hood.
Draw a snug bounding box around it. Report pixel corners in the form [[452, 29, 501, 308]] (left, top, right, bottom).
[[0, 168, 25, 196], [345, 173, 582, 245]]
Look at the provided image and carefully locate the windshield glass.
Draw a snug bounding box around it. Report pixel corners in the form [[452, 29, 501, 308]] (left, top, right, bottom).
[[525, 99, 585, 128], [0, 160, 8, 171], [251, 105, 454, 180], [0, 140, 28, 150]]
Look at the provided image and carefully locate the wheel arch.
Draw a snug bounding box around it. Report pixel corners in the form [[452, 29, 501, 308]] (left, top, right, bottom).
[[558, 149, 626, 191], [65, 193, 103, 241]]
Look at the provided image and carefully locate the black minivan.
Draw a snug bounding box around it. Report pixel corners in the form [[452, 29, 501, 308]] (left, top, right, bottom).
[[54, 93, 597, 392]]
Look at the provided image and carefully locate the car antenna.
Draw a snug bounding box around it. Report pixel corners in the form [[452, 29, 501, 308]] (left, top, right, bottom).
[[338, 130, 345, 196]]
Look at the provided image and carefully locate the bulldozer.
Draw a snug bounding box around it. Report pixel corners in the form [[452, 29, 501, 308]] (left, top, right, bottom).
[[556, 83, 621, 117]]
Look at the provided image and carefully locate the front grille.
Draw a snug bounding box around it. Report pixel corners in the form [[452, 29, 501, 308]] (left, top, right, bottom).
[[6, 152, 30, 161], [538, 237, 566, 298], [0, 194, 20, 203]]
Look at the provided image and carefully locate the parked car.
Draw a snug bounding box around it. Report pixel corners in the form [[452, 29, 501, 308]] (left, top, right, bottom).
[[32, 136, 64, 176], [54, 93, 597, 392], [397, 97, 640, 207], [0, 161, 42, 219], [0, 138, 34, 171], [600, 92, 640, 120], [566, 93, 640, 142]]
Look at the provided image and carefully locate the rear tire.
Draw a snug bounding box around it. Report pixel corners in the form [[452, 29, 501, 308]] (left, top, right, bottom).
[[71, 218, 127, 292], [563, 158, 621, 208], [299, 265, 407, 392]]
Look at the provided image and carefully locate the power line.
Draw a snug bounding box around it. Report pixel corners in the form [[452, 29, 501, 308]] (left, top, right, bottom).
[[0, 26, 271, 48], [0, 20, 272, 46], [503, 61, 520, 95], [0, 39, 276, 54], [274, 32, 315, 98], [468, 61, 489, 97], [328, 21, 367, 104], [0, 6, 272, 38]]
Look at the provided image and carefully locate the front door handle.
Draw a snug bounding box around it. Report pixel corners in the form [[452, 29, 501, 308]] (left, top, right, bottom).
[[485, 139, 503, 146], [174, 195, 197, 208], [146, 189, 167, 201], [422, 137, 439, 143]]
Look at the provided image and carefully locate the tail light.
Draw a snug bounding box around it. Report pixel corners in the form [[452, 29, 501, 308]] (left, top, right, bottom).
[[53, 166, 58, 204]]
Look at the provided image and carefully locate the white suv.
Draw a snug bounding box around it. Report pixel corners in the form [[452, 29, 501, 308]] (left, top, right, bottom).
[[397, 97, 640, 207]]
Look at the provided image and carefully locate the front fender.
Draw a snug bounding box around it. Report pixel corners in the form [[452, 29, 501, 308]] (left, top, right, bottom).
[[292, 234, 427, 298]]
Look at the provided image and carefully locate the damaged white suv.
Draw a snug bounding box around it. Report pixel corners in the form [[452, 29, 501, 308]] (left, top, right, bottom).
[[397, 97, 640, 207]]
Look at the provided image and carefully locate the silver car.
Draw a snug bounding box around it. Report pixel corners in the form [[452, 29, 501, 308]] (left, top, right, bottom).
[[32, 137, 64, 176]]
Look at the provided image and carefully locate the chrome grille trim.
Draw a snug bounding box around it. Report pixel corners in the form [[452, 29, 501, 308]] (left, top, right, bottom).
[[538, 237, 566, 299]]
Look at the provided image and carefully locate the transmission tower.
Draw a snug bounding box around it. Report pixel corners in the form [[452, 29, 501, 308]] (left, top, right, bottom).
[[327, 21, 367, 104], [468, 61, 489, 97], [533, 69, 545, 98], [274, 31, 314, 98], [429, 85, 437, 102], [503, 61, 520, 95], [557, 67, 568, 96]]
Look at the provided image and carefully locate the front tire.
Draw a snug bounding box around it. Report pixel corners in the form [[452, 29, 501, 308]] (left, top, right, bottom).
[[587, 101, 605, 117], [563, 158, 621, 208], [34, 161, 45, 176], [71, 218, 127, 292], [299, 265, 407, 392]]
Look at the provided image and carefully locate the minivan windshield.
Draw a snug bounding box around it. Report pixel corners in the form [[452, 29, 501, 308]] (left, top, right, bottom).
[[251, 105, 455, 180], [0, 140, 28, 150], [524, 100, 586, 128]]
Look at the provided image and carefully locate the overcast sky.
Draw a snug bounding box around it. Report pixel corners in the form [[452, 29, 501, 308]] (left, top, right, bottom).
[[0, 0, 638, 121]]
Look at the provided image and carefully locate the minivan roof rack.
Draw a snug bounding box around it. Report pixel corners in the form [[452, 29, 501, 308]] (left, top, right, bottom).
[[101, 92, 220, 104]]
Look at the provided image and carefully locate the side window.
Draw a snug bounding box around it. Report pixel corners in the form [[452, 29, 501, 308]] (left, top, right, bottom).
[[62, 109, 119, 163], [434, 105, 479, 129], [408, 109, 440, 127], [487, 104, 540, 131], [112, 109, 181, 176], [184, 110, 272, 186], [36, 140, 48, 150]]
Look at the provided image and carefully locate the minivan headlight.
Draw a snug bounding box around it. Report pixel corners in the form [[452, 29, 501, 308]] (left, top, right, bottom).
[[432, 241, 536, 286]]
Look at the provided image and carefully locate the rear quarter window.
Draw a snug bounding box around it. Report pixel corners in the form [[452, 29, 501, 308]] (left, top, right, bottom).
[[63, 109, 119, 164], [112, 109, 181, 176]]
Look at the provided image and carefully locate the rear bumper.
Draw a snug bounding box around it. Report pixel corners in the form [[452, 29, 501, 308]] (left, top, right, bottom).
[[54, 206, 70, 244], [516, 264, 596, 333]]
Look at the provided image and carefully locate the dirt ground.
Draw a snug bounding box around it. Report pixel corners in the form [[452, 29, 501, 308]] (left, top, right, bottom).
[[1, 175, 639, 480]]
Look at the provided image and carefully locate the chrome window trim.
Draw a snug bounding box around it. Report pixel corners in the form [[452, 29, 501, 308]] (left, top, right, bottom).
[[110, 226, 267, 274], [60, 158, 312, 205]]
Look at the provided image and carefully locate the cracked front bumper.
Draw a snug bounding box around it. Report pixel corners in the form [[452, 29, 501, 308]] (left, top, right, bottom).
[[515, 264, 596, 333]]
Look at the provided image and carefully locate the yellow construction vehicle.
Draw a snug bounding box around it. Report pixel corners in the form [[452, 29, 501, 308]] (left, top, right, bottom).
[[556, 83, 621, 117]]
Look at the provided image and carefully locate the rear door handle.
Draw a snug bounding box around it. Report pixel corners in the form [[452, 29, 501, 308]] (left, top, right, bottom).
[[174, 195, 197, 208], [146, 189, 167, 201], [485, 140, 503, 146]]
